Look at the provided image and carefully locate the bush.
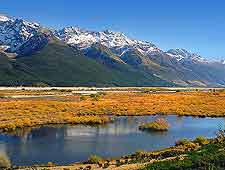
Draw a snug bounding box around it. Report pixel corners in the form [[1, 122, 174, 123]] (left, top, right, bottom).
[[193, 136, 209, 145], [85, 165, 91, 170], [87, 155, 103, 164], [103, 162, 110, 168], [60, 89, 72, 93], [135, 149, 146, 156], [47, 162, 56, 167], [80, 95, 87, 101], [98, 92, 106, 96], [139, 118, 170, 131], [0, 93, 5, 99], [116, 160, 121, 167], [175, 138, 190, 146], [175, 138, 197, 151], [0, 153, 11, 168]]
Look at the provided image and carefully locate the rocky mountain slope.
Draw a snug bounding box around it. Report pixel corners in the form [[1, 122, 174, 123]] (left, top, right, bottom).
[[0, 15, 224, 87]]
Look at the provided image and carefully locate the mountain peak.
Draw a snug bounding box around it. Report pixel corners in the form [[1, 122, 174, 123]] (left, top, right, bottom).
[[166, 48, 208, 63], [102, 29, 125, 36], [61, 26, 89, 34], [103, 29, 114, 34], [0, 15, 11, 22], [57, 26, 159, 56], [0, 15, 40, 52]]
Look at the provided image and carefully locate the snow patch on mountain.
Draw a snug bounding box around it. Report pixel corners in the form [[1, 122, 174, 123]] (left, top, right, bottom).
[[166, 49, 208, 63], [0, 45, 10, 51], [57, 27, 160, 55], [0, 15, 10, 22], [0, 15, 40, 52]]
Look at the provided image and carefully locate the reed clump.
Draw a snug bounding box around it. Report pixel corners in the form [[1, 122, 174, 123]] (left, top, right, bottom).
[[139, 118, 170, 131]]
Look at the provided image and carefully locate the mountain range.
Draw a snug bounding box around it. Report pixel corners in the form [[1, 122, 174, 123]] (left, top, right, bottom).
[[0, 15, 225, 87]]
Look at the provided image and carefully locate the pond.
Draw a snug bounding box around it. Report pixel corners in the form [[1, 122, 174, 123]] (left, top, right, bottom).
[[0, 115, 224, 166]]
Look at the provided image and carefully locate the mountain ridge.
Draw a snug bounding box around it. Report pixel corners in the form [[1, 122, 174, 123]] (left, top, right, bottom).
[[0, 15, 225, 87]]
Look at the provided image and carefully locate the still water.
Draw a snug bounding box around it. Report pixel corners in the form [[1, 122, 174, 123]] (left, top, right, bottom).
[[0, 115, 224, 165]]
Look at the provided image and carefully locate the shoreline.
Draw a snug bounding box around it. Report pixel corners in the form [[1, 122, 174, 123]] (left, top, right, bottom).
[[0, 113, 224, 133], [13, 135, 225, 170]]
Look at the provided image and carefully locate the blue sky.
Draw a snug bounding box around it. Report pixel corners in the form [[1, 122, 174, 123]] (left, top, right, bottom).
[[1, 0, 225, 60]]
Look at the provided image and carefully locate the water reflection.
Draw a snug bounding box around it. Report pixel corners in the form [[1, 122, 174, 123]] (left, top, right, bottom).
[[0, 115, 224, 166], [175, 116, 184, 124], [0, 142, 7, 154]]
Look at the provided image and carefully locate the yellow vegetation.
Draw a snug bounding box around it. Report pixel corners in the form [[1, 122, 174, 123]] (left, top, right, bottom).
[[0, 91, 225, 131]]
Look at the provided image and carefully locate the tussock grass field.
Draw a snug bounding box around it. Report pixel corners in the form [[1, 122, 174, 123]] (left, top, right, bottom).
[[0, 90, 225, 131]]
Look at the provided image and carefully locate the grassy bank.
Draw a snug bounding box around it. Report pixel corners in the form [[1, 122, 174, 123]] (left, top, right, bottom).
[[142, 133, 225, 170], [0, 91, 225, 131]]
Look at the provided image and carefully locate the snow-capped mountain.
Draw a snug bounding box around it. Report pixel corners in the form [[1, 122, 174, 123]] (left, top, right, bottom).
[[1, 15, 225, 87], [0, 15, 213, 64], [166, 49, 208, 63], [0, 15, 40, 52], [0, 14, 222, 65], [56, 27, 160, 56]]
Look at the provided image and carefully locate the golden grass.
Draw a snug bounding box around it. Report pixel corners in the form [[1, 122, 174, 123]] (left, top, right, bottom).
[[0, 91, 225, 131]]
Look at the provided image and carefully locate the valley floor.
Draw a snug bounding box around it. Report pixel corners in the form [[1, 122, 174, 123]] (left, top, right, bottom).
[[0, 88, 225, 132]]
